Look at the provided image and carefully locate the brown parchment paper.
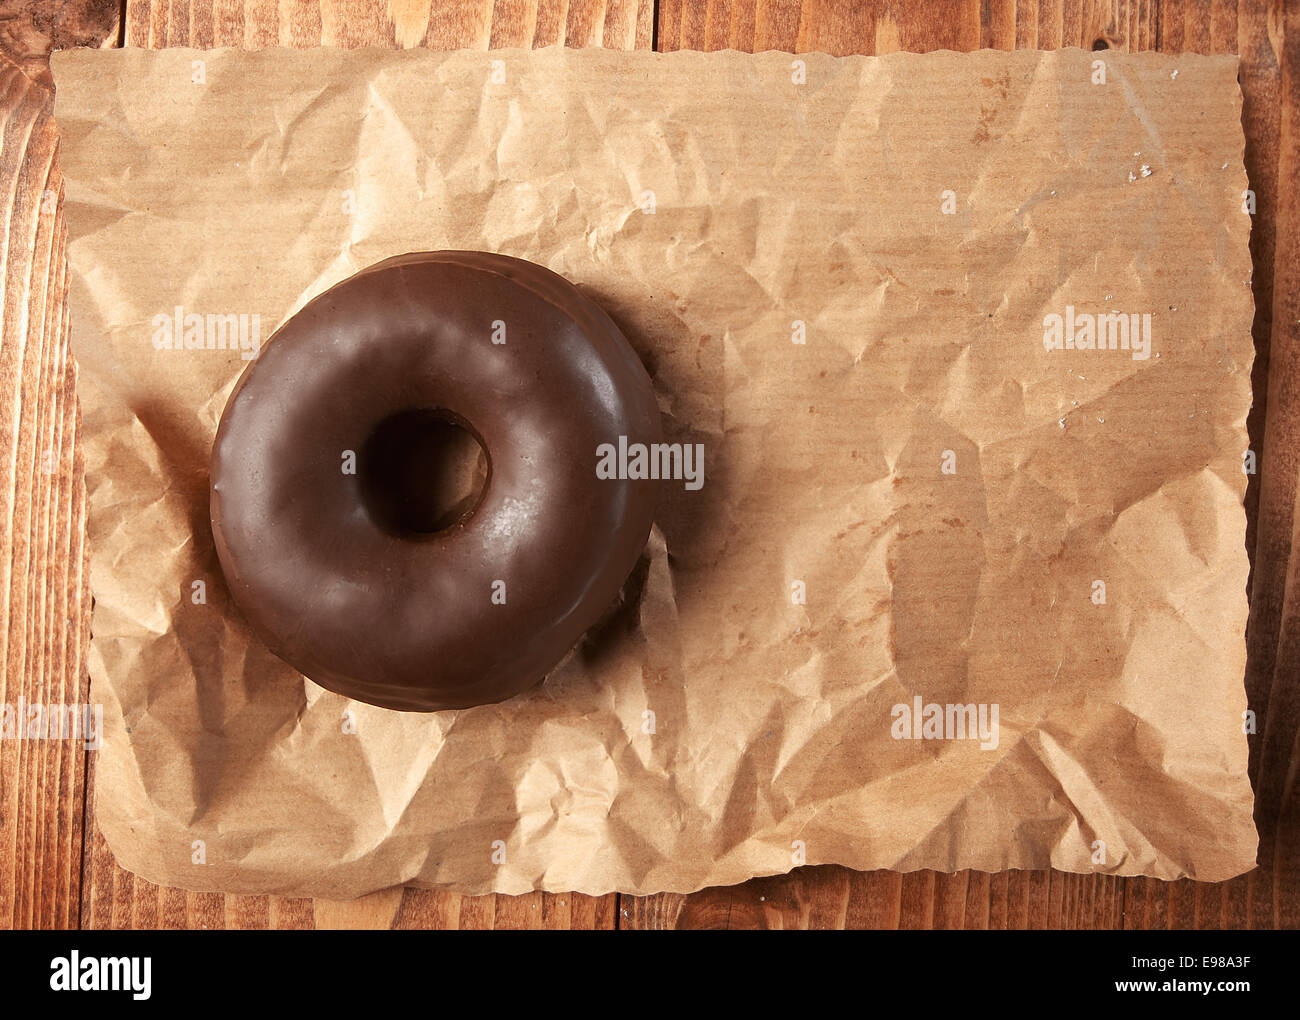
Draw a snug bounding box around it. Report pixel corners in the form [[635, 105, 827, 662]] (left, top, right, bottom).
[[50, 45, 1258, 897]]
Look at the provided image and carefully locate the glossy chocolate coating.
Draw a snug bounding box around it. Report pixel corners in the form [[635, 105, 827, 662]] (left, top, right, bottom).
[[209, 252, 662, 711]]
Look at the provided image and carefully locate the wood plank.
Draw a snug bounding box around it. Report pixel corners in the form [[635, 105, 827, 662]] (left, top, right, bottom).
[[617, 866, 1130, 930], [0, 0, 120, 86], [1244, 0, 1300, 931], [0, 0, 117, 932], [124, 0, 652, 49]]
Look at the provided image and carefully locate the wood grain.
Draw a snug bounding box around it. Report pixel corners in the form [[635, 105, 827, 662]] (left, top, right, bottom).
[[123, 0, 652, 49], [0, 0, 116, 931], [1, 0, 1294, 929], [1245, 0, 1300, 930]]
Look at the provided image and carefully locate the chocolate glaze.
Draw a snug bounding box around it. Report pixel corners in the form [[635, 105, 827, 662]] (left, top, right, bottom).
[[209, 252, 662, 711]]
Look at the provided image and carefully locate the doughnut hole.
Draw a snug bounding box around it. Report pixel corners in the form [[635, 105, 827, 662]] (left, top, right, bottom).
[[358, 408, 489, 536]]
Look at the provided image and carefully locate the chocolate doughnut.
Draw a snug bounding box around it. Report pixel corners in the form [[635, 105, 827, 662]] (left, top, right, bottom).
[[209, 252, 661, 711]]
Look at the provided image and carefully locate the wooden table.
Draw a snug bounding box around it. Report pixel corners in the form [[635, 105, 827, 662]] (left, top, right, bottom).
[[1, 0, 1295, 930]]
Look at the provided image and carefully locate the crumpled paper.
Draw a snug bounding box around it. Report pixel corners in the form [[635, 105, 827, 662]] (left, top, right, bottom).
[[50, 45, 1257, 897]]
